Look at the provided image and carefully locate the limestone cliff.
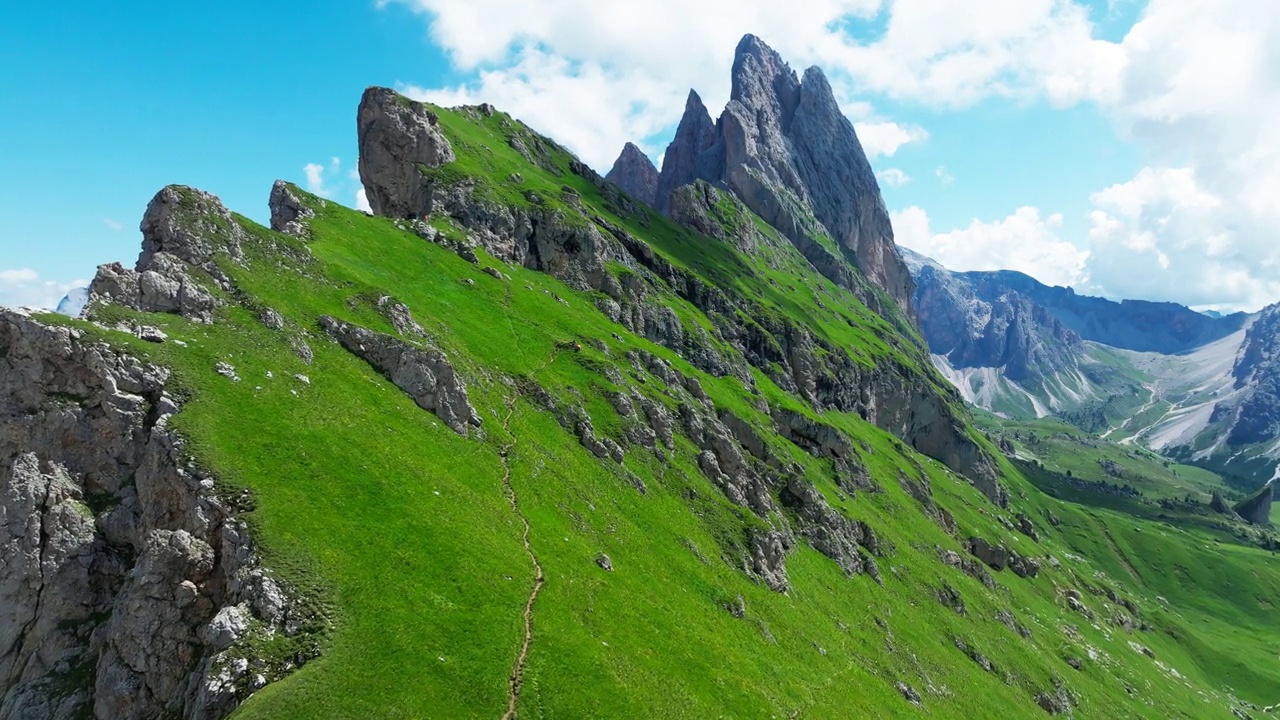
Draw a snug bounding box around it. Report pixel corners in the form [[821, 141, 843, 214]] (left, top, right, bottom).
[[649, 35, 914, 315], [0, 310, 315, 720]]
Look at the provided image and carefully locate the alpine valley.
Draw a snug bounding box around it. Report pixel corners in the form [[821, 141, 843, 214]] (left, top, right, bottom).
[[4, 34, 1279, 720]]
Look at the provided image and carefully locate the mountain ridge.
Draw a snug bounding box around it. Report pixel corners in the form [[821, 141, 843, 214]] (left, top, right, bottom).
[[3, 34, 1279, 720]]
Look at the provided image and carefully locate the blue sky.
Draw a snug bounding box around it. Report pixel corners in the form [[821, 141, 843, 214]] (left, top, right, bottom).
[[3, 1, 1278, 312]]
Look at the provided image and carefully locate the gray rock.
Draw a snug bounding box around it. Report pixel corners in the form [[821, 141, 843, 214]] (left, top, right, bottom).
[[605, 142, 659, 206], [0, 310, 312, 720], [357, 87, 456, 219], [748, 530, 791, 593], [1008, 553, 1040, 579], [1235, 482, 1274, 526], [259, 308, 285, 331], [376, 296, 425, 337], [319, 316, 481, 436], [968, 537, 1008, 571], [269, 180, 315, 237], [654, 35, 913, 313], [86, 186, 244, 323]]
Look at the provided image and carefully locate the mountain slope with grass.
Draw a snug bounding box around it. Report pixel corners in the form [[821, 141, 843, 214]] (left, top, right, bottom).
[[3, 36, 1280, 720]]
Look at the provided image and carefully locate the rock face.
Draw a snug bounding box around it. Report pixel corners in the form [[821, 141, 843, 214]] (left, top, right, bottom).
[[86, 186, 245, 323], [1229, 303, 1280, 446], [1234, 482, 1274, 526], [269, 180, 315, 237], [652, 35, 914, 314], [319, 316, 482, 437], [907, 251, 1247, 355], [906, 250, 1083, 381], [0, 309, 311, 720], [605, 142, 659, 206], [357, 86, 456, 219]]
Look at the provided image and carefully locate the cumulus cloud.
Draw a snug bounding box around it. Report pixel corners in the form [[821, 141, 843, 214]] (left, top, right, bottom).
[[355, 188, 372, 213], [877, 168, 911, 187], [853, 121, 929, 159], [1072, 0, 1280, 309], [1085, 167, 1280, 308], [893, 206, 1090, 288], [0, 269, 88, 310], [303, 157, 342, 198]]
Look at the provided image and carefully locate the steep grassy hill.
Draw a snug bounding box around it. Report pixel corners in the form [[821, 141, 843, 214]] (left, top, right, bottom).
[[6, 84, 1280, 718]]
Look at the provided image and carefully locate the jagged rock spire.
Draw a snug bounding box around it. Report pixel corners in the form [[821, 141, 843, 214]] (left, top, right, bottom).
[[654, 34, 914, 314]]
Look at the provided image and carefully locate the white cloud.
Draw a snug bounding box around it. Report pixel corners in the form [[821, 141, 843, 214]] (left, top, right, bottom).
[[877, 168, 911, 187], [893, 205, 1090, 288], [355, 188, 372, 213], [1068, 0, 1280, 309], [303, 157, 343, 198], [102, 218, 124, 231], [853, 121, 928, 159], [1084, 166, 1280, 308], [934, 166, 954, 185], [0, 269, 88, 310]]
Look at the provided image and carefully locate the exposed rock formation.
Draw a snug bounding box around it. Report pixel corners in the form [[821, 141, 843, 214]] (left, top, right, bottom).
[[907, 250, 1083, 381], [1230, 303, 1280, 446], [653, 35, 913, 314], [1234, 482, 1274, 526], [319, 316, 482, 437], [605, 142, 659, 206], [0, 309, 313, 720], [269, 180, 315, 237], [87, 186, 245, 323], [968, 537, 1009, 571], [357, 86, 456, 219]]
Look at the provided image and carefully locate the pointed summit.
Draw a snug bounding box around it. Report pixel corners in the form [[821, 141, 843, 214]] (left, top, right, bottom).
[[655, 90, 723, 212], [654, 35, 914, 314], [605, 142, 659, 206]]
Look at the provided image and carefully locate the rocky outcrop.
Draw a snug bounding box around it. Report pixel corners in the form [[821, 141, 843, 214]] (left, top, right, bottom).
[[1234, 482, 1274, 526], [652, 35, 913, 313], [1229, 303, 1280, 446], [605, 142, 659, 206], [0, 309, 314, 720], [269, 180, 315, 237], [968, 537, 1009, 571], [319, 316, 481, 437], [87, 186, 245, 323], [357, 87, 455, 219]]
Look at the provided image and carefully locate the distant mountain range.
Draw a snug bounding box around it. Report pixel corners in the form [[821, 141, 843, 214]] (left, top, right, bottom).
[[904, 248, 1279, 488]]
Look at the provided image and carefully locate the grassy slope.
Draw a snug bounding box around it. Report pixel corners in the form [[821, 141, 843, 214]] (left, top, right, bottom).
[[53, 105, 1280, 718]]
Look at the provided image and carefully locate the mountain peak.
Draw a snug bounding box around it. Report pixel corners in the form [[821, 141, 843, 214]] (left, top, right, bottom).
[[605, 142, 659, 205], [655, 35, 913, 314]]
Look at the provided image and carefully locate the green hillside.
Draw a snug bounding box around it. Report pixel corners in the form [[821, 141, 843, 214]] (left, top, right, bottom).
[[44, 97, 1280, 719]]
